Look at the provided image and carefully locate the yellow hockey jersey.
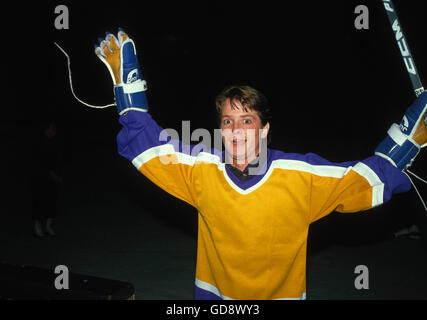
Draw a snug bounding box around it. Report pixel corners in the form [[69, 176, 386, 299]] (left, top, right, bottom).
[[117, 111, 410, 300]]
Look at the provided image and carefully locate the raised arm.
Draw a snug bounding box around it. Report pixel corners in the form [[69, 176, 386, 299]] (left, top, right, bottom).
[[95, 29, 202, 208], [309, 93, 426, 222]]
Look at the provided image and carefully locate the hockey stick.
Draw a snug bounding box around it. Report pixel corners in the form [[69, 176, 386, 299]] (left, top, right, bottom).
[[382, 1, 427, 214], [382, 0, 424, 97]]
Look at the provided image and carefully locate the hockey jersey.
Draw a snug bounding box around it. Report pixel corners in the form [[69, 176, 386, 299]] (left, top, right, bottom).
[[117, 110, 411, 300]]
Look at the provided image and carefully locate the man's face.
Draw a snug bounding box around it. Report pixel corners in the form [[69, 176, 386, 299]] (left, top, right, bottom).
[[220, 98, 269, 165]]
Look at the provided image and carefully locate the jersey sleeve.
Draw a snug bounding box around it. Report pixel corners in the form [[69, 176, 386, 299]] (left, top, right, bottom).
[[307, 153, 411, 223], [116, 110, 202, 208]]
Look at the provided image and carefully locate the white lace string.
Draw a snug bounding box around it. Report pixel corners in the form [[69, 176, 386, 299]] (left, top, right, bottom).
[[404, 171, 427, 213], [407, 169, 427, 184], [54, 42, 116, 109]]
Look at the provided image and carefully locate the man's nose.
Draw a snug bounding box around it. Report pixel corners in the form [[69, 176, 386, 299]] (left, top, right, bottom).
[[232, 123, 243, 134]]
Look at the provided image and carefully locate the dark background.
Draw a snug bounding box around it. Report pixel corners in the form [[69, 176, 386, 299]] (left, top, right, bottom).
[[1, 0, 427, 300], [6, 0, 427, 158]]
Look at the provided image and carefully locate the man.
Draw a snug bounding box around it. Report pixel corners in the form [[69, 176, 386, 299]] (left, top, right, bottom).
[[95, 30, 426, 299]]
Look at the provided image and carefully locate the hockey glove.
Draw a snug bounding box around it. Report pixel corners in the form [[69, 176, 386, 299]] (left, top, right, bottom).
[[95, 29, 148, 114], [375, 91, 427, 170]]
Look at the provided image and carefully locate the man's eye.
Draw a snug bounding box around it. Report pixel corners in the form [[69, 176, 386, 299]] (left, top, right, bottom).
[[243, 119, 252, 124], [223, 119, 231, 125]]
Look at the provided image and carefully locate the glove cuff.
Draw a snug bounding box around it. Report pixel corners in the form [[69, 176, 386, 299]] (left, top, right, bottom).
[[114, 80, 148, 115], [375, 123, 420, 170]]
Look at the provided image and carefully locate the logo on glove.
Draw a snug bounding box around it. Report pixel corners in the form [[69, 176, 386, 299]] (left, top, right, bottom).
[[399, 115, 409, 132], [127, 69, 139, 84]]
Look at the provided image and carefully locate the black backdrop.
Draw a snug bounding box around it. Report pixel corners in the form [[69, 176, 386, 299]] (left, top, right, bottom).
[[6, 0, 426, 157], [3, 0, 427, 254]]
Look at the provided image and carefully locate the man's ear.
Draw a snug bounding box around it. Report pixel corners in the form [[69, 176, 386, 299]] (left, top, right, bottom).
[[261, 122, 270, 139]]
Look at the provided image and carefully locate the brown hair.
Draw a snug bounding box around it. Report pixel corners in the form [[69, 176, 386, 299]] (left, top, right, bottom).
[[215, 85, 271, 126]]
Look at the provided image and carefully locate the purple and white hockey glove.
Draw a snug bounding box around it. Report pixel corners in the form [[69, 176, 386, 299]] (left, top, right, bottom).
[[375, 91, 427, 170], [95, 29, 148, 115]]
